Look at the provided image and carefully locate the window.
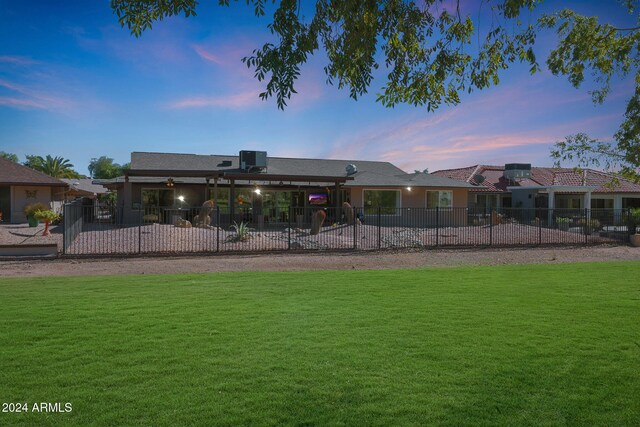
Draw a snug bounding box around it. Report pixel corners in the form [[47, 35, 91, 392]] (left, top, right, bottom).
[[363, 190, 400, 214], [209, 187, 230, 210], [426, 190, 452, 208], [622, 197, 640, 209], [141, 189, 174, 207], [591, 198, 614, 209]]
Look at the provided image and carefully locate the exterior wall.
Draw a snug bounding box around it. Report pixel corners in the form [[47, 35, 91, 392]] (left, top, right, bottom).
[[352, 186, 470, 227], [10, 186, 53, 223], [350, 186, 469, 209]]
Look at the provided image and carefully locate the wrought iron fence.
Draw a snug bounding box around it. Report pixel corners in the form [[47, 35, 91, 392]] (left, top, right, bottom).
[[62, 204, 633, 256]]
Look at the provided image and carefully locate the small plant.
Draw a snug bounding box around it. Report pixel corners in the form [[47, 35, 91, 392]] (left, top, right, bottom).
[[34, 209, 60, 236], [24, 202, 49, 218], [577, 218, 601, 231], [556, 217, 571, 224], [227, 221, 253, 242], [630, 208, 640, 234]]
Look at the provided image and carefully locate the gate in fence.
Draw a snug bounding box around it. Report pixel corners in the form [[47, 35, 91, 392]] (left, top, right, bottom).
[[62, 203, 633, 256]]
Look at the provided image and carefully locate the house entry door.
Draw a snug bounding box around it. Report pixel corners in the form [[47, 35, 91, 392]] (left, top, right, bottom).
[[0, 186, 10, 222]]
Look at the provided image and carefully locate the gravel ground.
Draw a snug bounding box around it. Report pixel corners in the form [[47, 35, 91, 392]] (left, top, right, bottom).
[[0, 223, 63, 246], [64, 223, 621, 255], [1, 245, 639, 278]]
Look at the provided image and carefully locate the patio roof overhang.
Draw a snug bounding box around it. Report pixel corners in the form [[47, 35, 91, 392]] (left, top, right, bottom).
[[125, 169, 354, 184]]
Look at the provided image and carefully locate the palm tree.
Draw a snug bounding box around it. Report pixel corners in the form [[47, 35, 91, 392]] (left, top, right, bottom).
[[24, 155, 82, 178]]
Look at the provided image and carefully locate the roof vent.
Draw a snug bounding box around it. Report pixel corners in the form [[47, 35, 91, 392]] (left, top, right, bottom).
[[239, 150, 267, 172], [503, 163, 531, 180], [472, 174, 485, 185], [346, 164, 358, 175]]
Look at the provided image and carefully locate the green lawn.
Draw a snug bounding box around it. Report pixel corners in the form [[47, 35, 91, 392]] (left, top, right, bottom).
[[1, 262, 639, 426]]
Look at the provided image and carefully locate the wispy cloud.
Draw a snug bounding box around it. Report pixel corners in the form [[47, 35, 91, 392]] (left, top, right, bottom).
[[0, 78, 74, 111], [167, 90, 262, 110], [0, 97, 45, 109], [192, 45, 225, 65], [0, 55, 37, 65]]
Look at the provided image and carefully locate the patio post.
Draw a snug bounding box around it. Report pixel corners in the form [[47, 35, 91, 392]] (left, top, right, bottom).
[[435, 206, 439, 247], [547, 190, 555, 226]]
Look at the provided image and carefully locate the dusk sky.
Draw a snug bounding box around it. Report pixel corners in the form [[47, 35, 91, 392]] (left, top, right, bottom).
[[0, 1, 635, 176]]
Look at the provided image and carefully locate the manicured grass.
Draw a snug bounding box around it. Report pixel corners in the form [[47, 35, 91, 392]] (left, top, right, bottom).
[[1, 262, 639, 426]]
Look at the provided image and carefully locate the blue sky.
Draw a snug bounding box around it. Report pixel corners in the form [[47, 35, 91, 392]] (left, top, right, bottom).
[[0, 0, 635, 176]]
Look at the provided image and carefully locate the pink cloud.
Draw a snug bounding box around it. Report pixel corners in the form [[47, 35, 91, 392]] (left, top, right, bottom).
[[192, 45, 224, 65], [0, 97, 45, 109], [0, 78, 74, 111], [167, 90, 262, 110], [0, 55, 37, 65]]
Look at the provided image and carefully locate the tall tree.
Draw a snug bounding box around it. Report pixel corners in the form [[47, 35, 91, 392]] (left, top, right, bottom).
[[88, 156, 129, 179], [112, 0, 639, 175], [24, 155, 82, 179], [0, 151, 18, 163]]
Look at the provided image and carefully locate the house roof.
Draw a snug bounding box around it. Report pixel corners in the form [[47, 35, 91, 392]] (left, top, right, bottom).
[[60, 178, 110, 196], [110, 151, 474, 189], [0, 157, 68, 187], [432, 165, 640, 193]]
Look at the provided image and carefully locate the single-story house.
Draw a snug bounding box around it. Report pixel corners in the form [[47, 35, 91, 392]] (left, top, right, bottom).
[[98, 151, 475, 227], [432, 164, 640, 221], [60, 178, 110, 201], [0, 157, 67, 223]]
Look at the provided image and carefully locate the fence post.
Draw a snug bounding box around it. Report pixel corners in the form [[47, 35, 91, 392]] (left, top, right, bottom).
[[538, 212, 542, 245], [216, 206, 220, 253], [62, 202, 67, 255], [584, 208, 588, 244], [377, 207, 381, 249], [435, 206, 439, 247], [353, 207, 358, 249], [489, 208, 493, 246], [138, 210, 142, 254], [288, 206, 292, 250]]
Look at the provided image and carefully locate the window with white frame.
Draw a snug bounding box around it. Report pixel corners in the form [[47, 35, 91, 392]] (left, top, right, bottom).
[[363, 189, 400, 214], [426, 190, 453, 208]]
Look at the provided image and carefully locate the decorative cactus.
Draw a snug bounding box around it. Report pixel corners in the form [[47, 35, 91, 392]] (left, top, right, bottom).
[[342, 202, 354, 225], [310, 210, 326, 235]]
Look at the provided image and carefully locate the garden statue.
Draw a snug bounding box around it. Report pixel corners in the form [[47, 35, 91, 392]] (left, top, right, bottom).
[[193, 199, 215, 228]]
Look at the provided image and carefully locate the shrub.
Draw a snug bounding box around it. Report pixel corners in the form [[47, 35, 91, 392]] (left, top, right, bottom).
[[34, 209, 60, 223], [556, 217, 571, 224], [577, 218, 601, 231], [630, 208, 640, 234], [24, 202, 50, 217]]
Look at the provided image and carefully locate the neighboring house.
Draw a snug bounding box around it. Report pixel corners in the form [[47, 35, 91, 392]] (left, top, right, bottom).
[[60, 178, 110, 201], [432, 164, 640, 212], [0, 157, 67, 223], [98, 151, 474, 226]]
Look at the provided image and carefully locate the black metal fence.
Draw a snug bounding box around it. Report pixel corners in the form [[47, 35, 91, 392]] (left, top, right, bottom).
[[61, 204, 634, 256]]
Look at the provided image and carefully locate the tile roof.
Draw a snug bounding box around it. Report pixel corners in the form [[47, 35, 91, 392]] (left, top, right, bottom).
[[0, 157, 68, 187], [432, 165, 640, 193]]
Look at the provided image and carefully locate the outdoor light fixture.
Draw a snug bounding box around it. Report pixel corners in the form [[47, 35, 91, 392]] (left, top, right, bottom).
[[178, 195, 185, 202], [254, 188, 261, 195], [406, 187, 412, 191], [166, 178, 175, 187]]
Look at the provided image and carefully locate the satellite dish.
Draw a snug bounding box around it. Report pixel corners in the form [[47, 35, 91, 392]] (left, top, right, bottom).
[[473, 174, 485, 184], [346, 164, 358, 175]]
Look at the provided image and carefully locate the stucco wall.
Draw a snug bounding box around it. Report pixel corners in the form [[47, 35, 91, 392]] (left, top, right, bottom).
[[11, 186, 53, 223], [349, 186, 469, 208]]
